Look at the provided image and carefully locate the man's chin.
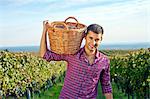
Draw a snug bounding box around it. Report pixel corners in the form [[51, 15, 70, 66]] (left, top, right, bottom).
[[89, 49, 96, 53]]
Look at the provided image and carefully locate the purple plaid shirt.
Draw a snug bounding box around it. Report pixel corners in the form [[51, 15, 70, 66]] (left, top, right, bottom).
[[43, 47, 112, 99]]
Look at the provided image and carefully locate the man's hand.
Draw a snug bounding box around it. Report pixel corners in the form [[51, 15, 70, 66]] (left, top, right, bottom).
[[104, 93, 113, 99], [43, 20, 51, 33], [43, 20, 49, 32]]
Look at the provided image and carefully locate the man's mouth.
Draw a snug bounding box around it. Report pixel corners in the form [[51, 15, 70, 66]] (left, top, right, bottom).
[[89, 45, 95, 49]]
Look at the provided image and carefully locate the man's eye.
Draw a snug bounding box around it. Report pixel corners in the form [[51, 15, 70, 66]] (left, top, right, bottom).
[[95, 39, 100, 42], [89, 37, 93, 39]]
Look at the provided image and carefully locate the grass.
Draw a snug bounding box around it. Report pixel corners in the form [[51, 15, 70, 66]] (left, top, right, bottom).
[[31, 83, 63, 99]]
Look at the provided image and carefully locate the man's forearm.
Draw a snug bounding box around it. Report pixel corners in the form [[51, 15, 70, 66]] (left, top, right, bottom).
[[39, 27, 47, 57], [104, 93, 113, 99]]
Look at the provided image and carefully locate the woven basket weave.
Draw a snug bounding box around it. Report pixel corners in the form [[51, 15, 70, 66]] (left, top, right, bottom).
[[47, 17, 86, 54]]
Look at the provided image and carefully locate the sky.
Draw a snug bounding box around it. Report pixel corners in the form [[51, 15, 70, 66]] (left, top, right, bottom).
[[0, 0, 149, 47]]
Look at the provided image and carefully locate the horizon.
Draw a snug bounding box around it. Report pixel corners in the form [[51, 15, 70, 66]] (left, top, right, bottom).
[[0, 42, 149, 48], [0, 0, 150, 47]]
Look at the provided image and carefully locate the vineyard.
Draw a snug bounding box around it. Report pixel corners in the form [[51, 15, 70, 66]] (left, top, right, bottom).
[[0, 49, 149, 99], [0, 51, 66, 98], [110, 49, 150, 99]]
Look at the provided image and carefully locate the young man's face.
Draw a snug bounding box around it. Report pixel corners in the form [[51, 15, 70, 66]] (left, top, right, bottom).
[[85, 31, 102, 54]]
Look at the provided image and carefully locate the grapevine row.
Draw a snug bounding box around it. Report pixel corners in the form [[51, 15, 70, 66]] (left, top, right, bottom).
[[110, 49, 150, 99], [0, 51, 67, 98]]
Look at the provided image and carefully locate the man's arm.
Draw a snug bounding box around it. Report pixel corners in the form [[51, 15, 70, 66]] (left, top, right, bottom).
[[39, 20, 49, 57], [100, 58, 113, 99]]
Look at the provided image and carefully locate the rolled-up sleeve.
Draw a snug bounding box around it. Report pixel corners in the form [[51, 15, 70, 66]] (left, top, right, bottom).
[[100, 58, 112, 94], [43, 50, 68, 61]]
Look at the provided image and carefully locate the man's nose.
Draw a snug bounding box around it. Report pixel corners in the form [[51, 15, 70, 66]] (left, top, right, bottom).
[[93, 41, 96, 45], [91, 40, 95, 45]]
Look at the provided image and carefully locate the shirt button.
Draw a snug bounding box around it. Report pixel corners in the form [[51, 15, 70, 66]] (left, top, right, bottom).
[[86, 95, 89, 98]]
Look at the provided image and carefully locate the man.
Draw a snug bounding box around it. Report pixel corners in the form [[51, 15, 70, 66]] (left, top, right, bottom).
[[40, 20, 113, 99]]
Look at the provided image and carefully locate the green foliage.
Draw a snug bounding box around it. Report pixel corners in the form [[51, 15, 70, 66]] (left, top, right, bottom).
[[0, 51, 66, 98], [110, 49, 150, 98]]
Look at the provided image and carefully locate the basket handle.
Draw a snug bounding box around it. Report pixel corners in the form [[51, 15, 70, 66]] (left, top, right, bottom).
[[64, 17, 78, 23], [51, 21, 68, 30], [64, 17, 79, 27]]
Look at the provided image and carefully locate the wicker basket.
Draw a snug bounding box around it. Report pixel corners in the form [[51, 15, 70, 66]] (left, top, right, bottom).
[[47, 17, 87, 54]]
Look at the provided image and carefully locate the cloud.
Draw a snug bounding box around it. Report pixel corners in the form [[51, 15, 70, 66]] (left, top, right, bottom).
[[0, 0, 56, 6]]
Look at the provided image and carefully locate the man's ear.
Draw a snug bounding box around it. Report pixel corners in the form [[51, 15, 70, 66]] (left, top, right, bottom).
[[101, 36, 103, 41]]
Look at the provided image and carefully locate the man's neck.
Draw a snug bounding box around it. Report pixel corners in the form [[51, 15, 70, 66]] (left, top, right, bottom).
[[84, 47, 96, 59], [84, 49, 96, 65]]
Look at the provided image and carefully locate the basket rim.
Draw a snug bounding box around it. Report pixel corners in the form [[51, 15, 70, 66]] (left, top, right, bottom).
[[48, 27, 86, 32], [50, 21, 87, 28], [48, 21, 87, 32]]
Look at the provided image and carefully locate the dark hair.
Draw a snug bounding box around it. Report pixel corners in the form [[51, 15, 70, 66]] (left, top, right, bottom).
[[85, 24, 104, 35]]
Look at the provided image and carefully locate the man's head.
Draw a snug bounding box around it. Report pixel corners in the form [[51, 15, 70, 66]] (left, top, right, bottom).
[[85, 24, 104, 36], [84, 24, 104, 55]]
